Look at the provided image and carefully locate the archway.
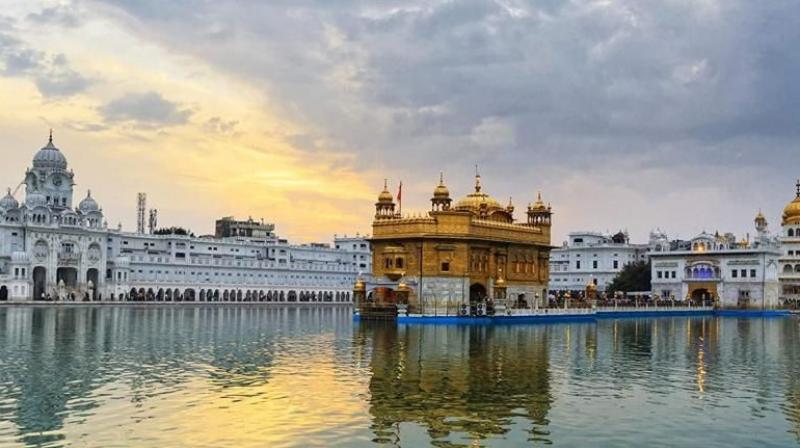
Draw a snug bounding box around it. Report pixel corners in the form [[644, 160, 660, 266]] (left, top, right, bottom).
[[690, 288, 714, 305], [288, 290, 297, 302], [87, 268, 99, 300], [469, 283, 487, 305], [56, 267, 78, 289], [33, 267, 47, 300], [0, 285, 7, 301]]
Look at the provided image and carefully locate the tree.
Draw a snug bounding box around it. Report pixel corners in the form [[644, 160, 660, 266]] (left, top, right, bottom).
[[153, 226, 195, 237], [607, 261, 651, 294]]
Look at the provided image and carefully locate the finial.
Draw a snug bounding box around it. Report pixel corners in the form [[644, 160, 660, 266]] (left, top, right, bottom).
[[537, 191, 542, 201], [474, 165, 482, 192], [796, 178, 800, 197], [383, 178, 388, 190], [87, 189, 91, 198], [439, 171, 444, 185], [48, 128, 53, 144]]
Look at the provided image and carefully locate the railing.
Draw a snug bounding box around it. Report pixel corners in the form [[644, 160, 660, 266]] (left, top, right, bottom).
[[506, 307, 594, 316], [596, 305, 713, 312]]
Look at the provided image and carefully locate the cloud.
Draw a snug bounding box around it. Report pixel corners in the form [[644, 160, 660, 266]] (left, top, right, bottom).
[[0, 25, 92, 97], [203, 116, 238, 134], [74, 0, 800, 240], [26, 5, 82, 28], [99, 91, 192, 128]]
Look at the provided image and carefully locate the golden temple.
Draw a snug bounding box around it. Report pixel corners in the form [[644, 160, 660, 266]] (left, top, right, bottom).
[[357, 172, 553, 317]]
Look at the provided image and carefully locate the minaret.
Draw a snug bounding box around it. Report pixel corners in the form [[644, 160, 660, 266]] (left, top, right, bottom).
[[375, 179, 396, 219], [526, 192, 552, 228], [431, 172, 451, 211]]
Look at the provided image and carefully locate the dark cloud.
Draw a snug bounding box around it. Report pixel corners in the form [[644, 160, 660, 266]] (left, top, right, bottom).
[[0, 22, 92, 97], [90, 0, 800, 240], [99, 91, 192, 128]]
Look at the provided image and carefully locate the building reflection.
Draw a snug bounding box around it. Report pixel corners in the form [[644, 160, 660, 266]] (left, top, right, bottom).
[[0, 305, 352, 445], [357, 322, 553, 445]]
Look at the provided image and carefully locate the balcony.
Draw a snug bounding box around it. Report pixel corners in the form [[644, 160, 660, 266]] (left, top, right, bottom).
[[57, 252, 81, 265]]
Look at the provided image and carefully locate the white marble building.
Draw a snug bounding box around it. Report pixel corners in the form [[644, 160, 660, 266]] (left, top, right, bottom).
[[0, 134, 371, 302], [549, 231, 650, 292], [778, 180, 800, 302], [650, 216, 780, 309]]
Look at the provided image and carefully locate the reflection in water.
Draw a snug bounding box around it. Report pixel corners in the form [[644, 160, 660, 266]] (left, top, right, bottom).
[[1, 307, 800, 447], [359, 323, 559, 445]]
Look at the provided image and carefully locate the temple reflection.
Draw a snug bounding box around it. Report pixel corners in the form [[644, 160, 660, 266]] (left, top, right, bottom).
[[358, 322, 554, 445]]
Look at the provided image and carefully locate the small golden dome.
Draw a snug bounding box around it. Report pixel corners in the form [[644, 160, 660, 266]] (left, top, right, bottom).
[[453, 174, 505, 214], [783, 181, 800, 225], [397, 277, 411, 293], [506, 197, 514, 213], [377, 179, 393, 203], [433, 172, 450, 198], [531, 191, 546, 211], [495, 276, 506, 288], [354, 277, 366, 292]]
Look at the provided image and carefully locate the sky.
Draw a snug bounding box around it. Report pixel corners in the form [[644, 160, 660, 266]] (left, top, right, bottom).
[[0, 0, 799, 244]]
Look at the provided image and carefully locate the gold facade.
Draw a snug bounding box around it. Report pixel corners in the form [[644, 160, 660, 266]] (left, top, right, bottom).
[[366, 173, 553, 312]]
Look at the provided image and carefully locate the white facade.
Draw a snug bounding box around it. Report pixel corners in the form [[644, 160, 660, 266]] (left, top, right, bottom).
[[549, 231, 649, 292], [0, 136, 371, 303], [650, 219, 780, 309], [778, 182, 800, 302]]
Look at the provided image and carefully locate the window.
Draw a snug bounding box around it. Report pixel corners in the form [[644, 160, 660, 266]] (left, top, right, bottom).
[[671, 271, 676, 279], [741, 269, 747, 278], [732, 270, 738, 278], [396, 258, 404, 269], [750, 269, 757, 278], [576, 261, 581, 269], [657, 271, 663, 279], [441, 262, 450, 272], [613, 260, 619, 269], [592, 260, 598, 269]]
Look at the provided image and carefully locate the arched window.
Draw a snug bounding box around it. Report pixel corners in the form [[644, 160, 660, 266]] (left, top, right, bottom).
[[785, 265, 793, 273], [790, 229, 795, 237], [395, 257, 404, 269]]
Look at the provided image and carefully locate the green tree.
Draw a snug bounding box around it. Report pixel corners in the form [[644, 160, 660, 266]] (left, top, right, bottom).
[[607, 261, 651, 294], [153, 226, 194, 237]]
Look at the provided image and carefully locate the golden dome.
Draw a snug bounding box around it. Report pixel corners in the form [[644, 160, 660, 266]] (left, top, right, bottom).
[[397, 277, 411, 293], [433, 172, 450, 198], [353, 277, 366, 292], [531, 191, 546, 211], [783, 180, 800, 225], [377, 179, 393, 203], [453, 174, 505, 214]]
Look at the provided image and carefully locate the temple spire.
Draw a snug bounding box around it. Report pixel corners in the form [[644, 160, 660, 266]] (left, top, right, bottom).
[[48, 128, 53, 144], [796, 178, 799, 197], [474, 164, 482, 192]]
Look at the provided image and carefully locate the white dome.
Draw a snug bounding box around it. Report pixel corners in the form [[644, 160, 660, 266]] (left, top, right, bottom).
[[33, 133, 67, 170], [26, 191, 47, 208], [0, 189, 18, 210], [78, 190, 99, 213]]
